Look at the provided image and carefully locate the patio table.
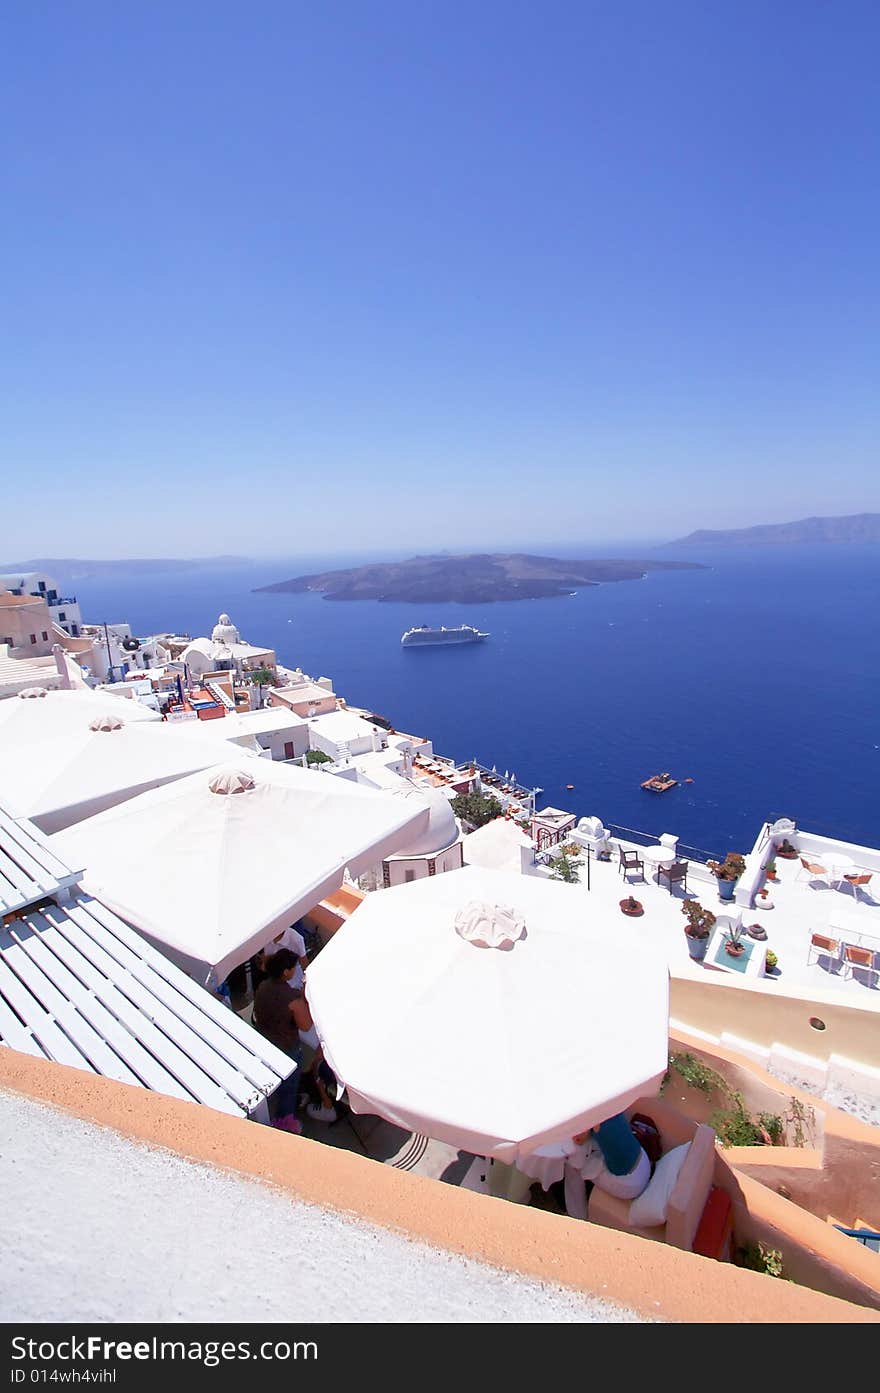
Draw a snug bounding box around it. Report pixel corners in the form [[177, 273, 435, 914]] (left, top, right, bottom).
[[643, 845, 678, 879], [823, 853, 856, 889]]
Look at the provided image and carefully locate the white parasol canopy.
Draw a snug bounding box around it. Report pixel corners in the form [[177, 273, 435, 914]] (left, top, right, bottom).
[[306, 865, 669, 1163], [0, 719, 223, 833], [50, 760, 429, 985]]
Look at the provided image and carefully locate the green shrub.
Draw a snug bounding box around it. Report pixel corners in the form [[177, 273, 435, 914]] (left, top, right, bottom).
[[305, 749, 333, 765], [664, 1052, 727, 1097], [548, 847, 580, 883], [450, 792, 503, 828], [736, 1243, 785, 1278]]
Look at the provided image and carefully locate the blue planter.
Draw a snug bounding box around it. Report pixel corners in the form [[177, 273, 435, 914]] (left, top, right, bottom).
[[686, 934, 709, 961], [717, 877, 736, 902]]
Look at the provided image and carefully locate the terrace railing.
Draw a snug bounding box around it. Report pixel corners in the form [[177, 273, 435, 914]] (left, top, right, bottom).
[[833, 1227, 880, 1253], [605, 823, 719, 866]]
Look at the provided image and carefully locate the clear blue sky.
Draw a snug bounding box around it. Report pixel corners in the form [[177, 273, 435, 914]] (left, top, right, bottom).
[[3, 2, 878, 558]]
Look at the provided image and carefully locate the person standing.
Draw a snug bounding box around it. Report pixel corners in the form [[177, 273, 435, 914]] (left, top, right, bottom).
[[253, 948, 312, 1130]]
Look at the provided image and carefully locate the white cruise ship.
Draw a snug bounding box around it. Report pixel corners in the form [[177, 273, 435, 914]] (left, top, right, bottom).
[[401, 624, 489, 647]]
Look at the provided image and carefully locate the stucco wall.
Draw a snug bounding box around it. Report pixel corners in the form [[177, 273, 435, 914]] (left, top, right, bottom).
[[670, 968, 880, 1075]]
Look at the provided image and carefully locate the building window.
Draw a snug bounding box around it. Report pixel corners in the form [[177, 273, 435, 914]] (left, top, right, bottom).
[[58, 611, 66, 621], [404, 869, 416, 883], [30, 633, 36, 644], [41, 631, 48, 641], [71, 624, 79, 636], [284, 741, 295, 759], [38, 581, 46, 592]]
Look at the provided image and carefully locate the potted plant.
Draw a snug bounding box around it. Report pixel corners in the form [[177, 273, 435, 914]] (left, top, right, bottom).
[[682, 901, 716, 962], [723, 920, 746, 958], [619, 894, 643, 917], [707, 852, 746, 902], [765, 859, 778, 882], [775, 838, 798, 860], [765, 949, 779, 976]]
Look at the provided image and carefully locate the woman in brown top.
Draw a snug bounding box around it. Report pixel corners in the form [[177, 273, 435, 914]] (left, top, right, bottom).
[[253, 948, 313, 1122]]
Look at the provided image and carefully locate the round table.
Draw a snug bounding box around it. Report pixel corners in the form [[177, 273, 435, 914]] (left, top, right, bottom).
[[517, 1139, 597, 1219], [643, 845, 678, 878], [824, 853, 855, 886]]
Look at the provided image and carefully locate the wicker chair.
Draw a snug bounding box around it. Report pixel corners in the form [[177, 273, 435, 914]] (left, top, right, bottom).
[[658, 860, 689, 895], [618, 846, 645, 881]]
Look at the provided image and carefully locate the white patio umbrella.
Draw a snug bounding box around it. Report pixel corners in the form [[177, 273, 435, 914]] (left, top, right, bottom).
[[0, 686, 160, 741], [306, 865, 669, 1163], [0, 717, 223, 832], [51, 761, 430, 985]]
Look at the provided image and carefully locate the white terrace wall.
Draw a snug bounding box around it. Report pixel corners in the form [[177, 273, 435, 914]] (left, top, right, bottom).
[[670, 966, 880, 1081]]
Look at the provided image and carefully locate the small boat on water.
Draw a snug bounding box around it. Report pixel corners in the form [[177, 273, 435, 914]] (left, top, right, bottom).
[[641, 772, 678, 793]]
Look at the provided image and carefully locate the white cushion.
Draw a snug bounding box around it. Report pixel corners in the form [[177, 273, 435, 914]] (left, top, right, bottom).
[[628, 1141, 691, 1228]]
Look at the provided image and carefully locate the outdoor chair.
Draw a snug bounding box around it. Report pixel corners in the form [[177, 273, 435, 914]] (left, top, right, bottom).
[[841, 944, 877, 982], [843, 873, 874, 904], [806, 933, 841, 968], [657, 860, 689, 895], [618, 846, 645, 881], [796, 857, 829, 888]]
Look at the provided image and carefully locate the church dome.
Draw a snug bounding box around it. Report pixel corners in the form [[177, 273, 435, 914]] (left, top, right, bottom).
[[391, 788, 460, 858], [211, 612, 240, 645]]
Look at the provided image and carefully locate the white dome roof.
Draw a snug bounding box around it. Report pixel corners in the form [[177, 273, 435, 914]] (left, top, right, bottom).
[[392, 788, 459, 858], [211, 612, 240, 645]]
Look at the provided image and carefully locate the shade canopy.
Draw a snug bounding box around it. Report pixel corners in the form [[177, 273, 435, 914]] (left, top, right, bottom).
[[306, 866, 669, 1163], [0, 719, 223, 833], [0, 687, 160, 739], [50, 761, 429, 985]]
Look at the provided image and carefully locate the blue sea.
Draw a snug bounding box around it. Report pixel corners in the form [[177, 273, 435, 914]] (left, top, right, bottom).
[[60, 545, 880, 858]]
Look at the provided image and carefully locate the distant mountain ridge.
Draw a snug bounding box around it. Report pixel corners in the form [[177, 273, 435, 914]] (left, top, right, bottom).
[[0, 556, 250, 579], [667, 513, 880, 547], [255, 552, 704, 604]]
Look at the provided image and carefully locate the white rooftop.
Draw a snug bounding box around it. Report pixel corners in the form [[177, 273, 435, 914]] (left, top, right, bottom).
[[165, 706, 306, 745], [308, 710, 381, 742]]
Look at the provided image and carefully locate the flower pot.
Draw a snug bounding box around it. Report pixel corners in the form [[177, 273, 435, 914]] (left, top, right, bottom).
[[724, 942, 745, 958], [619, 898, 643, 916], [717, 877, 736, 902], [686, 934, 709, 962]]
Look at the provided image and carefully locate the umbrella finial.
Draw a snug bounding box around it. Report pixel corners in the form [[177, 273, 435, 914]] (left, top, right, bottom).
[[208, 769, 256, 795], [454, 900, 526, 950], [89, 714, 123, 732]]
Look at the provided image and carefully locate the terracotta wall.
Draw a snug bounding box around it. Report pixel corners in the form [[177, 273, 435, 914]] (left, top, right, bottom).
[[669, 1028, 880, 1230], [0, 1050, 875, 1324]]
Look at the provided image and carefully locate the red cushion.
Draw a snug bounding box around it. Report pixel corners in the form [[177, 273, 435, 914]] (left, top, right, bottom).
[[692, 1186, 733, 1260]]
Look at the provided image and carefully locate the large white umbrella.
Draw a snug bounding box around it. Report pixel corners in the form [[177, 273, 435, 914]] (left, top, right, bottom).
[[50, 761, 430, 985], [306, 866, 669, 1163], [0, 687, 160, 741], [0, 717, 222, 833]]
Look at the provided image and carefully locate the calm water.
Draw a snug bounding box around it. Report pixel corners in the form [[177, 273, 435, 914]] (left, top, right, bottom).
[[62, 545, 880, 858]]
